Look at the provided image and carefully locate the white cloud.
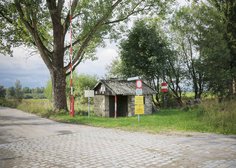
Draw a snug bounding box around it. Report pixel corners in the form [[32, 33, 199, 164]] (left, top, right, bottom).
[[0, 43, 118, 87], [77, 45, 118, 77], [0, 47, 50, 87]]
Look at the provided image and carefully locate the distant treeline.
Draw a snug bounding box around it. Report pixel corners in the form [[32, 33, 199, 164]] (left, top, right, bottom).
[[0, 80, 45, 99]]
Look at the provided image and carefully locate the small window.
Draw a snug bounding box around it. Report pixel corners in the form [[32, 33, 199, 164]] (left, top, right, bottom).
[[101, 85, 105, 92]]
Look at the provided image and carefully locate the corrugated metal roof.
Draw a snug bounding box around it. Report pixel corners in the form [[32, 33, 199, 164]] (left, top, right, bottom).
[[94, 79, 156, 95]]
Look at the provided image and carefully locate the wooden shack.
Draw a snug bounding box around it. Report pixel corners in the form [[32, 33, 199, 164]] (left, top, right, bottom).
[[93, 79, 156, 117]]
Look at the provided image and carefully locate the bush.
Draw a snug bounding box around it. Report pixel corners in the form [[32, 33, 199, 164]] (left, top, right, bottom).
[[0, 98, 19, 108], [16, 99, 53, 118], [197, 100, 236, 134]]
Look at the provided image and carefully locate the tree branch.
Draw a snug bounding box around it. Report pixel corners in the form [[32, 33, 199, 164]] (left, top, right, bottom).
[[57, 0, 64, 14], [0, 9, 13, 24], [65, 52, 85, 76], [63, 0, 78, 37], [64, 0, 123, 71], [14, 0, 52, 70], [46, 0, 61, 27], [104, 1, 143, 24], [64, 38, 81, 52]]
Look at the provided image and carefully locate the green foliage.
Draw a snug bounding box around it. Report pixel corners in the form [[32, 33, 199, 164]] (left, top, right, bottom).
[[170, 4, 205, 99], [189, 2, 231, 97], [0, 98, 18, 108], [0, 85, 6, 98], [106, 57, 124, 78], [45, 73, 98, 103], [4, 81, 45, 100], [169, 2, 234, 99], [51, 101, 236, 135], [16, 99, 53, 118], [44, 80, 53, 100], [21, 87, 46, 99], [197, 100, 236, 134], [1, 0, 171, 111], [6, 87, 15, 99], [14, 80, 23, 100], [208, 0, 236, 79], [0, 98, 93, 118], [5, 80, 23, 100], [120, 20, 168, 79], [72, 74, 98, 104], [1, 97, 235, 134], [0, 0, 170, 58], [113, 19, 184, 106]]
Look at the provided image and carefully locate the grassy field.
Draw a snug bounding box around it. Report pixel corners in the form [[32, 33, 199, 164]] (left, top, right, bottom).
[[50, 106, 236, 135], [0, 98, 235, 135]]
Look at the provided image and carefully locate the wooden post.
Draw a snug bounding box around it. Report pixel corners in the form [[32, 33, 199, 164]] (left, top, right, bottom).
[[114, 95, 117, 118]]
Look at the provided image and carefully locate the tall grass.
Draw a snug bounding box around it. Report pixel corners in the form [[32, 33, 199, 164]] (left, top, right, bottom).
[[197, 99, 236, 134], [52, 100, 236, 135], [16, 99, 53, 117], [0, 98, 19, 108], [1, 98, 235, 134], [0, 98, 92, 118]]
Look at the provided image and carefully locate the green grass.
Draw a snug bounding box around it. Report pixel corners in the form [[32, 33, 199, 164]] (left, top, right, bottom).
[[17, 99, 53, 117], [198, 99, 236, 134], [0, 98, 91, 117], [1, 98, 235, 135], [50, 106, 236, 135]]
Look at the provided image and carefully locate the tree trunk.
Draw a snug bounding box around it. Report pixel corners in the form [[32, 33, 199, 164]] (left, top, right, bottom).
[[154, 93, 161, 107], [50, 68, 68, 111], [176, 97, 183, 107]]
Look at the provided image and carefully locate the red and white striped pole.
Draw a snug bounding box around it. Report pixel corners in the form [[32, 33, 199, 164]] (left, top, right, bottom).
[[69, 0, 74, 117]]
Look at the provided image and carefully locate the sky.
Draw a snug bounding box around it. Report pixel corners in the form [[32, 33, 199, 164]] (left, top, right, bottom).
[[0, 0, 188, 88], [0, 43, 118, 88]]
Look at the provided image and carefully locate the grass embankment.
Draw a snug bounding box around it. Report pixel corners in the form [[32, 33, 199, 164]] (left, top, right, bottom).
[[0, 99, 89, 117], [0, 98, 235, 134], [51, 105, 236, 135], [0, 99, 53, 117]]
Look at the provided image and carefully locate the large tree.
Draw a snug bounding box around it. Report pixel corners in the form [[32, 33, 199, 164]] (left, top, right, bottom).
[[195, 2, 231, 99], [0, 0, 170, 111], [208, 0, 236, 96], [176, 1, 232, 99], [118, 20, 182, 106], [171, 4, 206, 99]]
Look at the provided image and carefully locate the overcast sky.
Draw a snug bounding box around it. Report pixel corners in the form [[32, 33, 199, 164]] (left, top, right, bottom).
[[0, 0, 187, 88], [0, 42, 118, 88]]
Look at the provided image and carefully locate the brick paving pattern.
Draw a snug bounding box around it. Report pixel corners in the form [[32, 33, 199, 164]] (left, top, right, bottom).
[[0, 107, 236, 168]]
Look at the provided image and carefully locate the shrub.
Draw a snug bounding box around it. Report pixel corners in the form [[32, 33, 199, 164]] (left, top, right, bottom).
[[198, 100, 236, 134]]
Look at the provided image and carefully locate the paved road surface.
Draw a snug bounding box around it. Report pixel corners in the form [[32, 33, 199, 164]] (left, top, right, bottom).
[[0, 107, 236, 168]]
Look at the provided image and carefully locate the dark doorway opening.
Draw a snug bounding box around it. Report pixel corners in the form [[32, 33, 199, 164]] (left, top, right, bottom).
[[109, 96, 115, 117], [109, 95, 128, 117]]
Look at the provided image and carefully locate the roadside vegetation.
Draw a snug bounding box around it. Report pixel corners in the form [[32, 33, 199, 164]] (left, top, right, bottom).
[[1, 98, 235, 135], [0, 1, 236, 135], [50, 99, 236, 135], [0, 77, 235, 135]]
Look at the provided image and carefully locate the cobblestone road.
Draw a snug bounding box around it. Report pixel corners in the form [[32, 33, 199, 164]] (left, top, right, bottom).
[[0, 107, 236, 168]]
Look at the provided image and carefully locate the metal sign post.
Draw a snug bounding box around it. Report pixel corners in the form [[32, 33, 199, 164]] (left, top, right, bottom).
[[127, 77, 143, 122], [135, 80, 143, 122], [161, 82, 168, 108], [88, 97, 90, 118], [84, 90, 94, 118]]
